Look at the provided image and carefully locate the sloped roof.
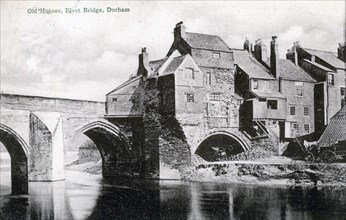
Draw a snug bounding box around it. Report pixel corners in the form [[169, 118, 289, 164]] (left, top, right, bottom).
[[234, 50, 274, 80], [251, 90, 286, 99], [184, 32, 231, 52], [106, 76, 141, 95], [302, 48, 346, 69], [318, 106, 346, 147], [149, 58, 167, 73], [162, 55, 186, 75], [278, 60, 316, 83], [302, 59, 333, 72]]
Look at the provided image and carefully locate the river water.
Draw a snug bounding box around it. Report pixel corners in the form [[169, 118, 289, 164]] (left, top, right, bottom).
[[1, 163, 346, 219]]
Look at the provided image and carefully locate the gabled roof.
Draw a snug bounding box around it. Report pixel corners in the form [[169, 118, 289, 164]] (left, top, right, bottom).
[[162, 55, 186, 75], [302, 48, 346, 69], [278, 60, 316, 83], [318, 106, 346, 147], [233, 50, 274, 80], [184, 32, 231, 52], [302, 59, 333, 72]]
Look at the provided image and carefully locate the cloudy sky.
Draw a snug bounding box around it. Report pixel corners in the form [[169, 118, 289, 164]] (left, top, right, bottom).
[[1, 1, 345, 101]]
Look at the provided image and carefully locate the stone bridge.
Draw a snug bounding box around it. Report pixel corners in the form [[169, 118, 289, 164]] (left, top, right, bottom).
[[0, 93, 253, 195], [0, 94, 135, 194]]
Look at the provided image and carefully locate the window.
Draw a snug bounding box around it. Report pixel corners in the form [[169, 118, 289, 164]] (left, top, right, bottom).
[[184, 68, 194, 79], [252, 79, 258, 90], [295, 82, 303, 96], [112, 97, 117, 102], [206, 72, 212, 85], [342, 87, 346, 108], [212, 52, 220, 59], [303, 106, 310, 116], [186, 94, 194, 102], [290, 106, 296, 115], [341, 87, 346, 96], [328, 73, 334, 85], [267, 100, 278, 110], [259, 98, 266, 102], [292, 123, 300, 136], [209, 93, 221, 101], [303, 124, 310, 134]]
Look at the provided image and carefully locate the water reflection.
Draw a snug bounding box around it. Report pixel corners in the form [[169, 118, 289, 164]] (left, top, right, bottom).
[[1, 170, 346, 220]]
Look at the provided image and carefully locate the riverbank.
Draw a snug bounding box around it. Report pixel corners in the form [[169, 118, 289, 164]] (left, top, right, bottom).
[[187, 162, 346, 187], [65, 154, 346, 188]]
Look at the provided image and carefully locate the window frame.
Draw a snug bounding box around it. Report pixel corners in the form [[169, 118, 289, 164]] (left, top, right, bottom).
[[303, 106, 310, 117], [212, 52, 220, 59], [328, 73, 334, 86], [289, 105, 296, 116], [186, 93, 194, 102], [295, 82, 303, 97], [252, 79, 258, 90], [209, 93, 221, 101], [267, 99, 278, 110], [303, 124, 310, 134], [184, 68, 194, 79], [206, 72, 212, 85]]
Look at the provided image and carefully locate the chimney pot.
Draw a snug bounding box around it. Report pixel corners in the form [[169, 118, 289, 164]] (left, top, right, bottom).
[[137, 47, 151, 77]]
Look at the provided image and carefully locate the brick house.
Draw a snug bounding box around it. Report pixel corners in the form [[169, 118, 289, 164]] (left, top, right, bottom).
[[287, 42, 346, 133]]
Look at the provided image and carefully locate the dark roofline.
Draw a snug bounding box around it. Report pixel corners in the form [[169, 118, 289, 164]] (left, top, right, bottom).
[[0, 92, 104, 104]]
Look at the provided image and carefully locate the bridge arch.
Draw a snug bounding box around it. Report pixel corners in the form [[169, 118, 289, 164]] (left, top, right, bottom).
[[193, 130, 250, 162], [68, 120, 133, 177], [0, 124, 29, 194]]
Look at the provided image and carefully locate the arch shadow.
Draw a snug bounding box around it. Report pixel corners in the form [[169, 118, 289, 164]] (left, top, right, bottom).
[[69, 120, 135, 178], [0, 124, 29, 194], [194, 131, 250, 162]]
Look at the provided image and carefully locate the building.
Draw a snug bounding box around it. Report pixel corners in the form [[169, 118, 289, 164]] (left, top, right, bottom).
[[234, 37, 316, 148], [286, 42, 346, 133], [105, 22, 256, 177], [104, 22, 343, 176]]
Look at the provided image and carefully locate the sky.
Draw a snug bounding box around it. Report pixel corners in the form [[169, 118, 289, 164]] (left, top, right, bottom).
[[1, 1, 345, 101]]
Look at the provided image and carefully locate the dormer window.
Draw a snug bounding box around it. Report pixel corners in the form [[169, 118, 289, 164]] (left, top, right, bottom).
[[212, 52, 220, 59], [184, 68, 194, 79]]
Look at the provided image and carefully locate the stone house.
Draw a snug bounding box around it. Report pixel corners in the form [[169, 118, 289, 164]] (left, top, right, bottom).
[[286, 42, 346, 134], [105, 22, 252, 178]]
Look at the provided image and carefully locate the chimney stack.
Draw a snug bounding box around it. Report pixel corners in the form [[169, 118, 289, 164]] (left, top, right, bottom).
[[243, 37, 252, 53], [174, 21, 186, 40], [286, 41, 300, 66], [137, 47, 152, 77], [338, 42, 346, 62], [270, 36, 279, 78], [254, 39, 267, 63]]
